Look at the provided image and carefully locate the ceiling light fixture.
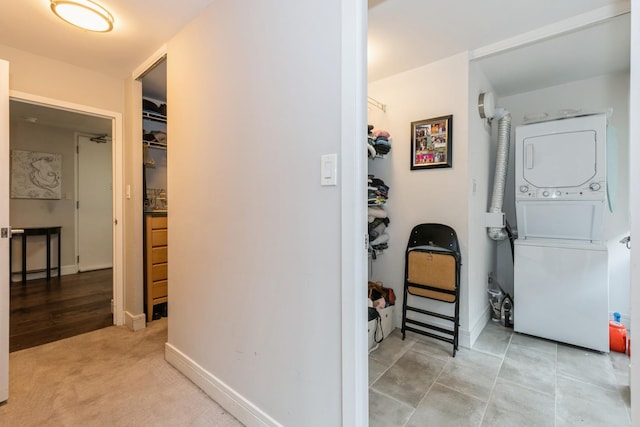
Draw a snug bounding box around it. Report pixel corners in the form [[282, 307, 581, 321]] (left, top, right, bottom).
[[50, 0, 114, 32]]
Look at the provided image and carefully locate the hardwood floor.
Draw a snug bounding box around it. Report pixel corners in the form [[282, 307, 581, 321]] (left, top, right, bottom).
[[10, 269, 113, 352]]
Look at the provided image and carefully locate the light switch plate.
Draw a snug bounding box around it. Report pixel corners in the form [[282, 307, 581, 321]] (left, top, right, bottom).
[[321, 154, 337, 186]]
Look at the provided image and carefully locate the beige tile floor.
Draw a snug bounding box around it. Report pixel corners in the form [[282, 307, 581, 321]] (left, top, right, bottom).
[[369, 321, 631, 427]]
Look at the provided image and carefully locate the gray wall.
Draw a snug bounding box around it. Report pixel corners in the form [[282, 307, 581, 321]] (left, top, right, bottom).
[[9, 120, 75, 275], [165, 0, 349, 425]]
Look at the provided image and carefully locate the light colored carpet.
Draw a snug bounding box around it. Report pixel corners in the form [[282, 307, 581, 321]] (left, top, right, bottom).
[[0, 318, 243, 427]]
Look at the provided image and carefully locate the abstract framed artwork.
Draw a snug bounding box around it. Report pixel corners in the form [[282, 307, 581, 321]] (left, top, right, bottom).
[[11, 150, 62, 199]]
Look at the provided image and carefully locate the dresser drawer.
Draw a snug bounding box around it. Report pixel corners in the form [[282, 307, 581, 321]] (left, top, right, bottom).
[[151, 246, 167, 264], [151, 280, 168, 300], [152, 263, 168, 281], [150, 216, 167, 229], [151, 229, 167, 246], [145, 213, 169, 322]]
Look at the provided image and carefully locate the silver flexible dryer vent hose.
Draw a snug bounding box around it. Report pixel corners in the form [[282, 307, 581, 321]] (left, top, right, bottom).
[[488, 111, 511, 241]]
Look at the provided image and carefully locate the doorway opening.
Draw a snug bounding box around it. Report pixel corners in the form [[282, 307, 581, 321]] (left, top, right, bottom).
[[139, 57, 168, 323], [8, 97, 122, 351]]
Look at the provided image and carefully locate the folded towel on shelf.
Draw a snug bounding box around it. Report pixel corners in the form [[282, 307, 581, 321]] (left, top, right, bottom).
[[370, 232, 389, 246], [372, 129, 390, 139], [368, 206, 387, 218], [368, 143, 377, 158]]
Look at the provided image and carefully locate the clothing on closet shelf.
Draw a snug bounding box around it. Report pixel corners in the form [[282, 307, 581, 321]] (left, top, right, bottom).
[[143, 98, 167, 116], [370, 232, 389, 247], [367, 126, 392, 158], [143, 98, 168, 146], [143, 130, 167, 144], [369, 217, 390, 240], [368, 175, 389, 205], [367, 173, 390, 256], [368, 206, 388, 222], [368, 125, 392, 258]]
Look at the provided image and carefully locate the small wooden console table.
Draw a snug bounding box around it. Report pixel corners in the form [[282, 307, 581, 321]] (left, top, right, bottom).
[[10, 226, 62, 284]]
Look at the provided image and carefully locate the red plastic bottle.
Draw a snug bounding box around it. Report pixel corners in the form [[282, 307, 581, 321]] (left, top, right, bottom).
[[609, 312, 627, 353]]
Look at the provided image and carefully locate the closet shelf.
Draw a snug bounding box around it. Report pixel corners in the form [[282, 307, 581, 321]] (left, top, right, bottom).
[[143, 110, 167, 123], [143, 140, 167, 150], [368, 96, 386, 112]]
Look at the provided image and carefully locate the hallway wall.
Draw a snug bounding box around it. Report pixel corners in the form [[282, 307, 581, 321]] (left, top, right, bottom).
[[165, 0, 349, 425], [0, 44, 124, 113]]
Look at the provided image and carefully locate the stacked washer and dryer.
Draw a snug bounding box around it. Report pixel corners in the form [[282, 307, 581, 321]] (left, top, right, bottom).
[[513, 112, 609, 352]]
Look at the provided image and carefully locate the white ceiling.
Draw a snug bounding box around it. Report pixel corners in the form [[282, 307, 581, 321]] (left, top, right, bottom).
[[369, 0, 630, 96], [475, 13, 630, 96], [0, 0, 215, 79], [10, 100, 112, 135], [0, 0, 631, 127]]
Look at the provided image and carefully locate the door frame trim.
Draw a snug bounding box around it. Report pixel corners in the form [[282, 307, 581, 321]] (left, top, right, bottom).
[[340, 0, 367, 425], [1, 58, 9, 403], [9, 90, 125, 326]]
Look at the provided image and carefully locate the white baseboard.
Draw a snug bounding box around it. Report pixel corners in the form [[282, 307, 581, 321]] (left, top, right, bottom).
[[62, 265, 79, 276], [165, 343, 282, 427], [11, 264, 78, 282], [79, 263, 113, 272], [459, 330, 471, 349], [468, 306, 492, 348], [125, 311, 146, 331]]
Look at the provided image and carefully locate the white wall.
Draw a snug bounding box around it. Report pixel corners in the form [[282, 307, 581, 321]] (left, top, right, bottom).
[[467, 62, 498, 341], [165, 0, 347, 425], [497, 72, 631, 321], [368, 52, 477, 346], [0, 44, 124, 113], [123, 78, 144, 325]]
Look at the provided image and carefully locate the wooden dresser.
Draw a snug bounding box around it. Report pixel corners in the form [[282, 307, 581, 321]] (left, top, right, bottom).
[[145, 214, 168, 321]]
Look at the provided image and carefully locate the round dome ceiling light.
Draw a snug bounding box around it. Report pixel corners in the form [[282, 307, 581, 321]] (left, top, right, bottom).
[[50, 0, 114, 33]]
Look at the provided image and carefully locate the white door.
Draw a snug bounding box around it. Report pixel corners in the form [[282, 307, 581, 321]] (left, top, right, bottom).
[[77, 135, 112, 272], [0, 59, 10, 402]]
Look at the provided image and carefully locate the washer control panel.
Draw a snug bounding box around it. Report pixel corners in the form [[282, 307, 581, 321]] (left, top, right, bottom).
[[517, 181, 605, 200]]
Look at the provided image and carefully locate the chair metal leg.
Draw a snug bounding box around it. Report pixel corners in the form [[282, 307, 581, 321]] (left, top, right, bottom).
[[401, 275, 409, 340]]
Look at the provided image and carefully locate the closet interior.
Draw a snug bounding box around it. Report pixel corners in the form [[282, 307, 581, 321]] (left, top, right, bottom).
[[141, 58, 169, 322], [367, 100, 395, 352]]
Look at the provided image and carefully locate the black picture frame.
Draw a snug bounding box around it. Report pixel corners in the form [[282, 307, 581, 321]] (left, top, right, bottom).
[[410, 115, 453, 170]]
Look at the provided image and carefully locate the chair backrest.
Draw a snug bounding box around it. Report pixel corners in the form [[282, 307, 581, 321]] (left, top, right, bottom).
[[407, 223, 459, 254]]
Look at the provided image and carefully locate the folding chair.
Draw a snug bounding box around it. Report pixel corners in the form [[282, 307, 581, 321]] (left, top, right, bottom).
[[401, 223, 461, 356]]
